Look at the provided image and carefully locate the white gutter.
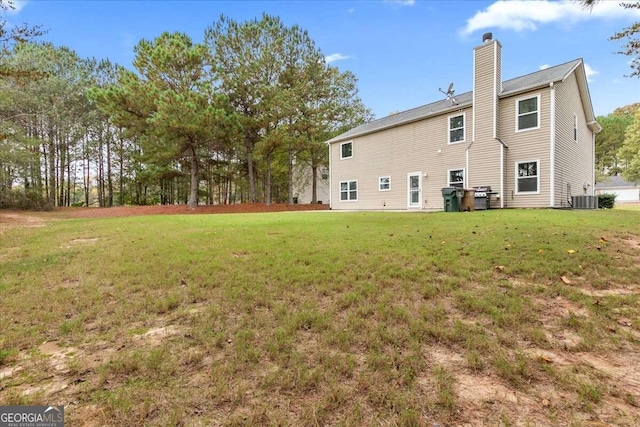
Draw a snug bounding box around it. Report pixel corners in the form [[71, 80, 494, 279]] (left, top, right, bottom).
[[587, 120, 602, 133], [549, 82, 556, 207]]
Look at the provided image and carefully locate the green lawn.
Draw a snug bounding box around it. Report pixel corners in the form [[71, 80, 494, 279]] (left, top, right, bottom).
[[1, 209, 639, 426]]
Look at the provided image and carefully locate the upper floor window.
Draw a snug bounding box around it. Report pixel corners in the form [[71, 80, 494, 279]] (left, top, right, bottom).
[[573, 114, 578, 142], [516, 160, 539, 194], [321, 167, 329, 180], [340, 141, 353, 159], [448, 169, 465, 188], [516, 95, 540, 131], [449, 114, 465, 143], [379, 176, 391, 191]]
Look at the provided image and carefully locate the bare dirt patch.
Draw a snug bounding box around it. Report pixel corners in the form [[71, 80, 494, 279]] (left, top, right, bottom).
[[581, 288, 637, 297], [38, 341, 79, 374], [0, 365, 22, 381], [12, 342, 81, 397], [0, 211, 47, 232], [624, 237, 640, 251], [68, 238, 99, 244], [536, 296, 588, 350], [135, 325, 182, 346]]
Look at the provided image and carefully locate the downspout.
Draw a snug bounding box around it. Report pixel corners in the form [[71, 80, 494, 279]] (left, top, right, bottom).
[[466, 144, 471, 187], [496, 137, 508, 208], [591, 132, 596, 196], [500, 144, 504, 208], [587, 121, 601, 197], [328, 142, 332, 208], [549, 82, 556, 207]]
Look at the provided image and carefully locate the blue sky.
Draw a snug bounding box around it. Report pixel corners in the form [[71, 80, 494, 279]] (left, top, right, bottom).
[[6, 0, 640, 118]]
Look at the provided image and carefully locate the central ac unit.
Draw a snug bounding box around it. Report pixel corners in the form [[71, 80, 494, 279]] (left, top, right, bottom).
[[572, 195, 597, 209]]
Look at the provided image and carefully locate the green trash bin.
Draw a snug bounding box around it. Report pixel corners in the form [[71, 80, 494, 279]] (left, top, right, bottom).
[[441, 187, 463, 212]]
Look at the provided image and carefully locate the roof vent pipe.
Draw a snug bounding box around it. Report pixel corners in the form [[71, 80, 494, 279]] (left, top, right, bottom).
[[482, 32, 493, 43]]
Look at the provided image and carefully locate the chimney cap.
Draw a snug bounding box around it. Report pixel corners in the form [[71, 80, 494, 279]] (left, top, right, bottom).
[[482, 32, 493, 43]]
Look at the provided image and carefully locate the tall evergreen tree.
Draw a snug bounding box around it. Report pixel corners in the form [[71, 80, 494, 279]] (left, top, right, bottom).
[[205, 14, 371, 204], [595, 103, 639, 180], [90, 32, 237, 207]]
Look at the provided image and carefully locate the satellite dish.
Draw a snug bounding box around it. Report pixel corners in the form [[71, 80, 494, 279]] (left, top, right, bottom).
[[438, 83, 458, 105]]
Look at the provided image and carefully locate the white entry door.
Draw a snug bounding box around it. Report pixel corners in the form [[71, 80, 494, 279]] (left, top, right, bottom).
[[407, 172, 422, 209]]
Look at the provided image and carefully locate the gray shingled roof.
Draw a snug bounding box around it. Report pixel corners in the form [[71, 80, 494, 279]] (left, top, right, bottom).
[[596, 176, 639, 188], [327, 59, 583, 144]]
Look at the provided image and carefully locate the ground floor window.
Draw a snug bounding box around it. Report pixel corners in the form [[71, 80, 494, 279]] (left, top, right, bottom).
[[340, 180, 358, 201], [379, 176, 390, 191], [448, 168, 464, 188], [516, 160, 539, 193]]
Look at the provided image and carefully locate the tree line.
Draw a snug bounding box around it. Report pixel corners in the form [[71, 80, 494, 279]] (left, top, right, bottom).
[[1, 5, 371, 209], [596, 103, 640, 184]]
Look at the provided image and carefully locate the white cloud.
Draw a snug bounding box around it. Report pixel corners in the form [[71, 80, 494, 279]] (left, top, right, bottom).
[[461, 0, 640, 35], [120, 32, 137, 58], [6, 0, 28, 14], [325, 53, 350, 64], [539, 64, 550, 70], [347, 8, 355, 13], [584, 63, 598, 82], [385, 0, 416, 7]]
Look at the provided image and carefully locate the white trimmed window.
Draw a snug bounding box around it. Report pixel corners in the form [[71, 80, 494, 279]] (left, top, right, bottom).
[[379, 176, 391, 191], [516, 95, 540, 131], [448, 113, 465, 143], [340, 180, 358, 201], [573, 114, 578, 142], [448, 168, 465, 188], [516, 160, 539, 194], [321, 167, 329, 180], [340, 141, 353, 159]]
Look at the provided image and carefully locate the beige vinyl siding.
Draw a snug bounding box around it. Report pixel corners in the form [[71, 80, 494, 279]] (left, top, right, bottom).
[[499, 88, 552, 207], [292, 164, 329, 204], [553, 73, 595, 207], [329, 109, 470, 210]]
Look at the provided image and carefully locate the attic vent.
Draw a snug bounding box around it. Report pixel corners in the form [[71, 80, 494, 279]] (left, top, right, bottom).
[[482, 32, 493, 43]]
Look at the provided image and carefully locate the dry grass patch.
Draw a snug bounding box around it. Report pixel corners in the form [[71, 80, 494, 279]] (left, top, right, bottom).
[[1, 209, 640, 425]]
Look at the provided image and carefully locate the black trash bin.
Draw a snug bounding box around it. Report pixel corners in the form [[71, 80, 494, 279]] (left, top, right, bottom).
[[441, 187, 463, 212]]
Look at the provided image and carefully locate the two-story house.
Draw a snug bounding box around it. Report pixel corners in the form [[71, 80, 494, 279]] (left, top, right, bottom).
[[327, 33, 601, 210]]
